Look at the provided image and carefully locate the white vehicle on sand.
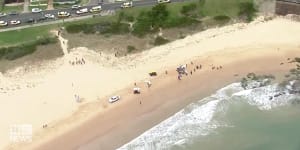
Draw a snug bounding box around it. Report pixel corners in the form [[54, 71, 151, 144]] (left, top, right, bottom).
[[0, 20, 8, 26], [108, 96, 120, 103], [133, 87, 141, 94], [76, 8, 88, 14], [157, 0, 170, 3], [121, 1, 133, 8], [10, 20, 21, 25], [31, 8, 42, 13]]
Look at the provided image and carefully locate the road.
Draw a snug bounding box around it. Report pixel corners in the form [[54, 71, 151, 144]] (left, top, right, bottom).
[[0, 0, 184, 30]]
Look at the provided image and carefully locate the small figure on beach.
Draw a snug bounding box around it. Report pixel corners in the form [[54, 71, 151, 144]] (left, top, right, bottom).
[[140, 100, 142, 105], [212, 66, 215, 70], [165, 70, 168, 74], [191, 61, 193, 65], [134, 82, 136, 86], [43, 124, 48, 128], [190, 71, 193, 75], [280, 62, 284, 65]]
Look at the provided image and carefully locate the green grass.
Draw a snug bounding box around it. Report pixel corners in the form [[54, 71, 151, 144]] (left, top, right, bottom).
[[201, 0, 253, 17], [29, 6, 48, 10], [0, 5, 23, 13], [0, 25, 54, 47]]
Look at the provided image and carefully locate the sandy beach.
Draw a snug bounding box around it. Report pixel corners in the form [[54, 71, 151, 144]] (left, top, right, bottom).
[[2, 17, 300, 150]]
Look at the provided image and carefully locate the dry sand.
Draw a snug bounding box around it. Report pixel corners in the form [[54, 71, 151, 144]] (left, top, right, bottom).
[[1, 16, 300, 150]]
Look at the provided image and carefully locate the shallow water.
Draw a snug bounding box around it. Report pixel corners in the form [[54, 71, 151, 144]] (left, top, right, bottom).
[[118, 82, 300, 150]]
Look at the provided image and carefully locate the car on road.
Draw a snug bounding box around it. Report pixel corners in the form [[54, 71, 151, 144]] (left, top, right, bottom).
[[45, 13, 55, 19], [157, 0, 170, 3], [8, 11, 19, 16], [76, 8, 88, 14], [89, 6, 102, 13], [108, 95, 120, 103], [26, 18, 35, 23], [37, 16, 47, 21], [71, 5, 81, 9], [0, 12, 7, 18], [0, 21, 8, 26], [10, 20, 21, 25], [57, 11, 70, 18], [31, 8, 42, 13], [121, 1, 133, 8]]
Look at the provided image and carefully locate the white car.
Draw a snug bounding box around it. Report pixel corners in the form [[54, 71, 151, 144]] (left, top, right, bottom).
[[31, 8, 42, 13], [108, 95, 120, 103], [45, 13, 55, 19], [89, 6, 102, 13], [0, 21, 8, 26], [157, 0, 170, 3], [10, 20, 21, 25], [0, 13, 7, 18], [121, 1, 133, 8], [76, 8, 88, 14], [57, 11, 70, 18], [71, 5, 81, 9]]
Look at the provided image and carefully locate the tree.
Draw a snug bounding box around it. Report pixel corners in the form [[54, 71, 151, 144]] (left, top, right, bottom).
[[149, 4, 169, 28]]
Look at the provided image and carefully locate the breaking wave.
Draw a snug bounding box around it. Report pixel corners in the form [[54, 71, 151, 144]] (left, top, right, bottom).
[[117, 81, 300, 150]]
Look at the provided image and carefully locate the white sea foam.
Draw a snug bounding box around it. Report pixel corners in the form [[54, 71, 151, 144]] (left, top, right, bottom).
[[118, 82, 299, 150]]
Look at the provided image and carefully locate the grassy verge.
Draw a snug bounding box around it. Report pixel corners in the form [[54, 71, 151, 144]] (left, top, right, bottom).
[[0, 36, 57, 60], [1, 5, 23, 13], [0, 25, 54, 46]]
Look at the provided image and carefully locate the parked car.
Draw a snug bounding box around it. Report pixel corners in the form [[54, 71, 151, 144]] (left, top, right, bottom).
[[8, 11, 19, 16], [37, 16, 47, 21], [89, 6, 101, 13], [157, 0, 170, 3], [26, 18, 35, 23], [45, 13, 55, 19], [108, 95, 120, 103], [10, 20, 21, 25], [133, 87, 141, 94], [57, 11, 70, 18], [0, 20, 8, 26], [0, 12, 7, 18], [76, 8, 88, 14], [121, 1, 133, 8], [71, 5, 81, 9], [149, 71, 157, 76], [31, 8, 42, 13]]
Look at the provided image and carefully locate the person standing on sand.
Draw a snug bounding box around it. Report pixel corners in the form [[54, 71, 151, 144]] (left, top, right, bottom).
[[140, 100, 142, 105]]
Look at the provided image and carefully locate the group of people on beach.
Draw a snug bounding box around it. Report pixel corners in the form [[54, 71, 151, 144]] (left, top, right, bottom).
[[69, 57, 86, 66]]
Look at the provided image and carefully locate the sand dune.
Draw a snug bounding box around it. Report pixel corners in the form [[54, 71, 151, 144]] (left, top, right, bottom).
[[1, 17, 300, 150]]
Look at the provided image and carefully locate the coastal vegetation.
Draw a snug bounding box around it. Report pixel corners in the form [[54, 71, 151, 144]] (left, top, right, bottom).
[[65, 0, 257, 36], [0, 36, 57, 60], [0, 0, 257, 60]]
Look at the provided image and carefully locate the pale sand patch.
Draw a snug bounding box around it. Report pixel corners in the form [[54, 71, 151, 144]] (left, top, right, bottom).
[[1, 17, 300, 150]]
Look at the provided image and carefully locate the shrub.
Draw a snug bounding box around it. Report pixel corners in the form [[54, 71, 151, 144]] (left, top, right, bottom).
[[239, 2, 257, 22], [127, 45, 136, 53], [125, 15, 135, 22], [0, 36, 57, 60], [181, 3, 197, 16], [213, 15, 230, 22], [154, 36, 169, 46]]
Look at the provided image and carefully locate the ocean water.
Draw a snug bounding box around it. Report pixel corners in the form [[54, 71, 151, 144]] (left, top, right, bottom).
[[117, 82, 300, 150]]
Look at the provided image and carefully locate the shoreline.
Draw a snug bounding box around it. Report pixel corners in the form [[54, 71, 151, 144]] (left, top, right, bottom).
[[11, 46, 299, 150], [2, 17, 300, 150]]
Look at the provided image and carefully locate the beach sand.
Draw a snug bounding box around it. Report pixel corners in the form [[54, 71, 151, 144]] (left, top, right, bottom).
[[2, 17, 300, 150]]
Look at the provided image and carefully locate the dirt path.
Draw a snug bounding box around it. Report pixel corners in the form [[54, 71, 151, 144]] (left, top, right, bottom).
[[58, 33, 69, 55]]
